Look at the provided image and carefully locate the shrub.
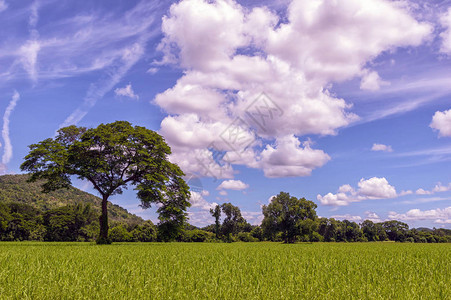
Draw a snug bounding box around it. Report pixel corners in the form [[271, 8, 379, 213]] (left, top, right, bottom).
[[237, 232, 258, 242], [108, 225, 132, 242]]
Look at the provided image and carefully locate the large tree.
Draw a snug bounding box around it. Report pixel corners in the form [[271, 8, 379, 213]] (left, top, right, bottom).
[[220, 202, 246, 242], [261, 192, 317, 243], [21, 121, 190, 244]]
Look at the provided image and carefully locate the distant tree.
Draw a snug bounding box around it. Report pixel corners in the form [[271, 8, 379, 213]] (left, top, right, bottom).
[[381, 220, 409, 241], [21, 121, 190, 244], [220, 203, 246, 242], [210, 204, 221, 239], [317, 218, 338, 242], [342, 220, 362, 242], [261, 192, 317, 243]]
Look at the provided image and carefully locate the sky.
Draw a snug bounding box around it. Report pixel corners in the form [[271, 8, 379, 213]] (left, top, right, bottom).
[[1, 0, 451, 228]]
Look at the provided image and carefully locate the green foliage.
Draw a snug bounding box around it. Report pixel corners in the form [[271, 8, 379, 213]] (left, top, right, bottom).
[[130, 221, 158, 242], [181, 229, 215, 242], [108, 225, 133, 242], [261, 192, 317, 243], [236, 232, 258, 242], [0, 174, 143, 226], [209, 204, 221, 239], [43, 204, 97, 241], [20, 121, 190, 244], [220, 202, 246, 242]]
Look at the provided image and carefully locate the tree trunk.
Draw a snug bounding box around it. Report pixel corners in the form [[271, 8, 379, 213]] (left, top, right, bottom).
[[97, 195, 110, 244]]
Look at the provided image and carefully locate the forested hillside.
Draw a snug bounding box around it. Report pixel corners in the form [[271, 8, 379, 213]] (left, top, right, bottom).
[[0, 174, 143, 225]]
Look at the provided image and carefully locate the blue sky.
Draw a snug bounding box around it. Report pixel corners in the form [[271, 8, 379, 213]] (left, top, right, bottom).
[[1, 0, 451, 228]]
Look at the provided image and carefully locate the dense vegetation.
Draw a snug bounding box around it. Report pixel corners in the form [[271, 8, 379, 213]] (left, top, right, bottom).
[[21, 121, 190, 244], [0, 174, 142, 225], [0, 242, 449, 298], [1, 181, 449, 243]]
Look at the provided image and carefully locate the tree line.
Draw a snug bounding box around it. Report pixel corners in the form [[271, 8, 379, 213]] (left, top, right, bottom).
[[16, 121, 451, 244], [1, 192, 449, 243]]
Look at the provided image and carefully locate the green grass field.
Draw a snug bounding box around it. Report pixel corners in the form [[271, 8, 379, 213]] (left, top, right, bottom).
[[0, 242, 449, 299]]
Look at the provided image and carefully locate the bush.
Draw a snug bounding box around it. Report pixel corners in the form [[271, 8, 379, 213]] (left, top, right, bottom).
[[237, 232, 258, 242], [131, 221, 157, 242], [310, 232, 324, 242], [108, 225, 132, 242], [182, 230, 215, 242]]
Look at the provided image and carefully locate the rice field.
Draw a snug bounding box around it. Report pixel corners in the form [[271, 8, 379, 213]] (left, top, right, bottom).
[[0, 242, 449, 299]]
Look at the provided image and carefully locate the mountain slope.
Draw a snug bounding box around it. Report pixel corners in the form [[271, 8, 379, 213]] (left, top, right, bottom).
[[0, 174, 143, 225]]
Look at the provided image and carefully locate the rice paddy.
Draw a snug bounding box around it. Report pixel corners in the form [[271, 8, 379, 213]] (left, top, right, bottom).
[[0, 242, 449, 299]]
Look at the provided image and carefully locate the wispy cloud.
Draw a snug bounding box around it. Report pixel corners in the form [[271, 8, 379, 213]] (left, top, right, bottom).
[[2, 90, 20, 167], [57, 1, 162, 127], [0, 0, 8, 13], [59, 42, 145, 128]]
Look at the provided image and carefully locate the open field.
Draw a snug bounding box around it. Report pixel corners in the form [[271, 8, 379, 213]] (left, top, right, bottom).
[[0, 242, 449, 299]]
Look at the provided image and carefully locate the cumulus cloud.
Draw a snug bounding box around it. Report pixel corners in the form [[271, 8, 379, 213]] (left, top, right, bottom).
[[330, 214, 363, 222], [439, 8, 451, 54], [115, 83, 139, 99], [190, 191, 218, 211], [416, 182, 451, 195], [365, 211, 382, 223], [371, 143, 393, 152], [317, 177, 397, 206], [241, 211, 264, 225], [2, 91, 20, 168], [259, 135, 330, 177], [388, 206, 451, 224], [430, 109, 451, 137], [360, 70, 390, 91], [154, 0, 431, 179], [217, 179, 249, 190]]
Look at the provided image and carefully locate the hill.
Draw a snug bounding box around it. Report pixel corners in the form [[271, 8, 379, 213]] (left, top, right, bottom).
[[0, 174, 143, 226]]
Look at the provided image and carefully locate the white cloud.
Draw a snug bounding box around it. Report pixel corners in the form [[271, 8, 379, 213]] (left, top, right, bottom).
[[330, 214, 362, 222], [415, 188, 432, 195], [219, 190, 227, 196], [154, 0, 431, 179], [318, 177, 397, 206], [388, 206, 451, 224], [241, 211, 264, 225], [415, 182, 451, 195], [20, 40, 40, 83], [2, 91, 20, 167], [430, 109, 451, 137], [364, 211, 382, 223], [360, 70, 390, 91], [114, 83, 139, 99], [0, 0, 8, 12], [258, 135, 330, 177], [371, 143, 393, 152], [439, 8, 451, 54], [146, 67, 158, 74], [266, 0, 432, 84], [358, 177, 397, 199], [190, 191, 218, 211], [168, 148, 234, 179], [217, 179, 249, 190], [59, 42, 145, 128]]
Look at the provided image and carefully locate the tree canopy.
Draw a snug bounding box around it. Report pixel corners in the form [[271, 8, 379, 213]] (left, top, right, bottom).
[[21, 121, 190, 244], [261, 192, 317, 243]]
